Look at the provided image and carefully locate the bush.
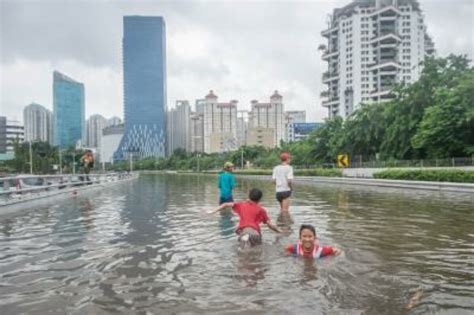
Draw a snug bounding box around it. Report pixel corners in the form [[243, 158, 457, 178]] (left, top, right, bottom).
[[233, 168, 342, 177], [373, 169, 474, 183], [295, 168, 342, 177]]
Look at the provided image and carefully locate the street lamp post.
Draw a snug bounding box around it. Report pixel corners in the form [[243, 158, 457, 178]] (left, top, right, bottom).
[[29, 141, 33, 174], [197, 153, 201, 172], [72, 150, 76, 174], [59, 149, 63, 175], [241, 147, 244, 169]]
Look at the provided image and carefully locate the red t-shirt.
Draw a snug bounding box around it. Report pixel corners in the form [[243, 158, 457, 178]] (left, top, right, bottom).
[[232, 201, 269, 235], [285, 243, 336, 258]]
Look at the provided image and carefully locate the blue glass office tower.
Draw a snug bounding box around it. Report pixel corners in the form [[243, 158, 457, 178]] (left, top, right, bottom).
[[53, 71, 85, 148], [114, 16, 167, 160]]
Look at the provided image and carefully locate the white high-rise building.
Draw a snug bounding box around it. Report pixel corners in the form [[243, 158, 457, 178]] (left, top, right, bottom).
[[285, 110, 306, 142], [195, 99, 206, 114], [190, 112, 204, 153], [203, 91, 238, 153], [320, 0, 435, 118], [100, 125, 124, 164], [237, 111, 248, 147], [0, 117, 24, 155], [247, 91, 285, 147], [167, 100, 191, 154], [285, 111, 306, 124], [86, 114, 107, 148], [188, 99, 207, 153], [23, 103, 53, 144]]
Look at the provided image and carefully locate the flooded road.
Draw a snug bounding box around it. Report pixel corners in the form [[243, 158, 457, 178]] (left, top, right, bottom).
[[0, 174, 473, 314]]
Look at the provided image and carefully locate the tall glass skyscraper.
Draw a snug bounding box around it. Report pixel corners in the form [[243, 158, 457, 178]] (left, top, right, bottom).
[[53, 71, 85, 148], [114, 16, 167, 160]]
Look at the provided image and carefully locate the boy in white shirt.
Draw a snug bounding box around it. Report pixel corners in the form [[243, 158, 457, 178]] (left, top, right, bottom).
[[272, 152, 294, 212]]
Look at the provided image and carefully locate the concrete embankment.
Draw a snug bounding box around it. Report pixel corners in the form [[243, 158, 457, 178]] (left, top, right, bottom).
[[237, 175, 474, 193], [0, 175, 138, 216]]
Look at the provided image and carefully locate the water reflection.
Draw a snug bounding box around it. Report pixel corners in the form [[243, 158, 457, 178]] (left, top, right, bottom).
[[276, 211, 294, 236], [218, 210, 235, 237], [300, 257, 319, 286], [236, 248, 266, 288]]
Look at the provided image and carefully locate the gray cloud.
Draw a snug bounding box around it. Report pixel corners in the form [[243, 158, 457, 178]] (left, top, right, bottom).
[[1, 0, 473, 123]]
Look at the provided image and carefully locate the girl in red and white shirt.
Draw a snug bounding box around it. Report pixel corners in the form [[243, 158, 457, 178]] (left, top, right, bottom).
[[285, 224, 341, 258]]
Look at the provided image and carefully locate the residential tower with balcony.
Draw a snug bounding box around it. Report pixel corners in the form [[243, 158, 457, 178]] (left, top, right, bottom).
[[320, 0, 435, 118]]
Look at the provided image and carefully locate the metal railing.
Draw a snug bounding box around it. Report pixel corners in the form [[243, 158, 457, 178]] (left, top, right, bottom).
[[0, 173, 135, 205]]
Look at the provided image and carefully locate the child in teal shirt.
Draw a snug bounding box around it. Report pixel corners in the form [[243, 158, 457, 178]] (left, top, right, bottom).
[[218, 161, 237, 204]]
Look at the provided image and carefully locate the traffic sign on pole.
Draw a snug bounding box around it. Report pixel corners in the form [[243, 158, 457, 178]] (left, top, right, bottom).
[[337, 154, 349, 168]]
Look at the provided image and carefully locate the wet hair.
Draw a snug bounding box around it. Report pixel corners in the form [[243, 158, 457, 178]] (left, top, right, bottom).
[[299, 224, 316, 237], [280, 152, 290, 162], [248, 188, 263, 202]]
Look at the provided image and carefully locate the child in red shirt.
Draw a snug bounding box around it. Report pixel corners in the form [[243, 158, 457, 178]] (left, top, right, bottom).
[[285, 224, 341, 258], [208, 188, 281, 248]]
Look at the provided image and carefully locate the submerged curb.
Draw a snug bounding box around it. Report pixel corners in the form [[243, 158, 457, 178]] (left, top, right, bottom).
[[237, 174, 474, 193]]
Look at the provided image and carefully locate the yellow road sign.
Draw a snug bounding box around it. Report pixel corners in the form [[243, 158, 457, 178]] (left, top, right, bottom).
[[337, 154, 349, 168]]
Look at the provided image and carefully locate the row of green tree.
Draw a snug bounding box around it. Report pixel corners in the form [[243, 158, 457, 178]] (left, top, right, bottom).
[[2, 55, 472, 174], [114, 54, 472, 172], [312, 54, 473, 162], [0, 140, 89, 174]]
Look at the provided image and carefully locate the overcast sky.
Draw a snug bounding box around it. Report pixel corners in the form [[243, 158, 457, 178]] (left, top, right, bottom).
[[1, 0, 473, 123]]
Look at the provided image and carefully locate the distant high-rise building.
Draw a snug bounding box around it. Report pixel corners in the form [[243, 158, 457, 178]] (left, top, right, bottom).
[[107, 116, 122, 127], [285, 110, 306, 141], [287, 122, 324, 142], [190, 112, 204, 153], [23, 103, 53, 144], [195, 99, 206, 114], [285, 111, 306, 124], [189, 99, 206, 153], [0, 117, 24, 157], [100, 125, 124, 164], [53, 71, 85, 148], [115, 16, 167, 160], [236, 111, 248, 147], [167, 100, 191, 154], [247, 91, 285, 147], [86, 114, 107, 148], [203, 91, 238, 153], [320, 0, 435, 118]]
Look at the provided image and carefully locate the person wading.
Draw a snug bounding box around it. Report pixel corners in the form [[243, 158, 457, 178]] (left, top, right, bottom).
[[272, 152, 294, 212]]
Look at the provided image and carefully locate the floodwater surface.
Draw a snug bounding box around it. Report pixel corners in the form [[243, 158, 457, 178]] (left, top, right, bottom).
[[0, 174, 473, 314]]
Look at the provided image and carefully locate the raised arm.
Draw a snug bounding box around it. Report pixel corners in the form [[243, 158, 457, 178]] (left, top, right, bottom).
[[207, 202, 234, 214]]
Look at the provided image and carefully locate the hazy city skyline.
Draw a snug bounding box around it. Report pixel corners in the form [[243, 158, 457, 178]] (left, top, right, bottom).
[[1, 0, 473, 123]]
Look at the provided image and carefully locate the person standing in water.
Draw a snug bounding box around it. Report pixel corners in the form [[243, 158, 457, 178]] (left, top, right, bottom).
[[272, 152, 294, 212], [79, 150, 94, 183], [218, 161, 237, 205], [208, 188, 281, 249]]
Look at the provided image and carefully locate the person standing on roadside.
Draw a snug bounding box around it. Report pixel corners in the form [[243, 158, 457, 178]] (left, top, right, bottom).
[[218, 161, 237, 205], [272, 152, 294, 212]]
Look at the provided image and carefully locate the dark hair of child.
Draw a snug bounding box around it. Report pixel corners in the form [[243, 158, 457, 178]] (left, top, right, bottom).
[[248, 188, 263, 202], [299, 224, 316, 237]]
